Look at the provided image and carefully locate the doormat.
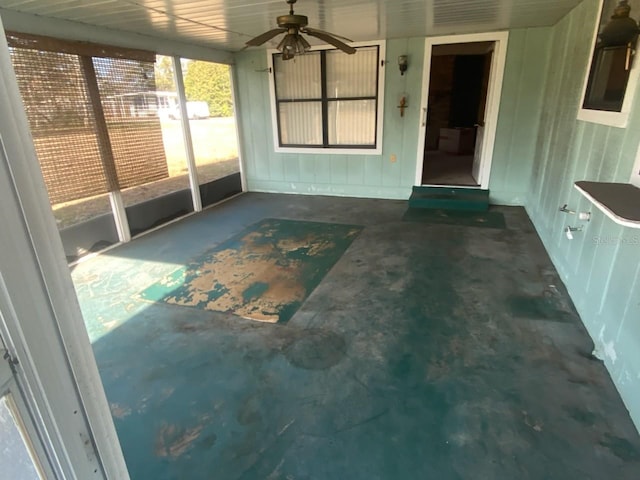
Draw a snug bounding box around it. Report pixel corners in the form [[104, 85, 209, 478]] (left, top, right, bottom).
[[139, 218, 362, 323], [402, 208, 506, 229]]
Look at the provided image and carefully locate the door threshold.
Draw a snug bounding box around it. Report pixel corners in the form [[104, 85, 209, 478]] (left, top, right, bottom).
[[420, 183, 481, 189]]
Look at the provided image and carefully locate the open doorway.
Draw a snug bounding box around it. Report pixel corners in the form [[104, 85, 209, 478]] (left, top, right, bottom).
[[422, 42, 492, 186], [416, 32, 509, 190]]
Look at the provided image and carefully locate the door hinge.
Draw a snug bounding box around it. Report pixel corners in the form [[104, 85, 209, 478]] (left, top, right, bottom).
[[2, 349, 19, 374]]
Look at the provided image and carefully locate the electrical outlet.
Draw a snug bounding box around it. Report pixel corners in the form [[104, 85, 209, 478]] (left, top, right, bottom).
[[390, 154, 397, 163]]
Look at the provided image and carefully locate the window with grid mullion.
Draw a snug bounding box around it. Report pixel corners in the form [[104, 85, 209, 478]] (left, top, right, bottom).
[[273, 45, 379, 149]]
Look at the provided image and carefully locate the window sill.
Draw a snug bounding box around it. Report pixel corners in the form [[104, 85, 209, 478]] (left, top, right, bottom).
[[577, 108, 629, 128], [274, 146, 382, 155], [574, 181, 640, 229]]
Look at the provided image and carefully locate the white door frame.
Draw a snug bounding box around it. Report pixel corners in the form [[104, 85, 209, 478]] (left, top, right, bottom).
[[415, 31, 509, 189], [0, 14, 129, 479]]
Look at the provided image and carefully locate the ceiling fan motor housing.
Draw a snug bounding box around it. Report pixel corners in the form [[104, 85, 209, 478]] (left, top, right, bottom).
[[277, 14, 309, 29]]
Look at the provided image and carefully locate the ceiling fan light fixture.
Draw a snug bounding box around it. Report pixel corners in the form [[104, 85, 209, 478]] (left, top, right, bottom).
[[277, 32, 311, 60], [245, 0, 356, 58]]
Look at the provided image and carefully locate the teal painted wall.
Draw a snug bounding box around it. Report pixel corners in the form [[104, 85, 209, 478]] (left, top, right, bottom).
[[526, 0, 640, 429], [234, 30, 550, 204], [489, 28, 551, 204], [234, 38, 423, 200]]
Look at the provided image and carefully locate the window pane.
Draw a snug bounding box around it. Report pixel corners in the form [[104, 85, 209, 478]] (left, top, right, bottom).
[[180, 59, 241, 197], [93, 57, 170, 190], [0, 395, 42, 479], [119, 55, 192, 236], [279, 102, 323, 145], [326, 47, 377, 98], [9, 46, 118, 262], [9, 48, 109, 203], [583, 46, 630, 112], [328, 100, 376, 146], [275, 52, 322, 100]]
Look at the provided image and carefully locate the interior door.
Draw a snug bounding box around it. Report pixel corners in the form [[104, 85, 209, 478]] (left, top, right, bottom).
[[0, 334, 49, 479], [471, 123, 484, 183], [472, 48, 494, 184]]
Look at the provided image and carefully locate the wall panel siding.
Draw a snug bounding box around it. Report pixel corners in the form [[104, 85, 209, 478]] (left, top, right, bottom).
[[526, 0, 640, 429], [235, 30, 548, 203], [489, 27, 551, 204]]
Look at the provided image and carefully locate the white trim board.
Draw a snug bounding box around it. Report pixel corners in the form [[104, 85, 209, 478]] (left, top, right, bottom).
[[230, 65, 248, 192], [0, 13, 129, 479], [415, 31, 509, 190], [631, 140, 640, 188], [576, 0, 640, 128]]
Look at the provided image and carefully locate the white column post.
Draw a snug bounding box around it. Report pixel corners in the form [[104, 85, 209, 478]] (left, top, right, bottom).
[[172, 55, 202, 212], [229, 65, 247, 192], [108, 191, 131, 242]]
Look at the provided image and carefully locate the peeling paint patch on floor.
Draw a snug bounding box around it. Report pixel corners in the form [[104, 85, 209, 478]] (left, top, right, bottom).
[[139, 218, 361, 323], [155, 423, 205, 459]]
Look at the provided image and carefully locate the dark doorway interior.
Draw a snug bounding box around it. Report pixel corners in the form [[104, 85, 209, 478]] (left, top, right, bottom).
[[422, 42, 492, 186]]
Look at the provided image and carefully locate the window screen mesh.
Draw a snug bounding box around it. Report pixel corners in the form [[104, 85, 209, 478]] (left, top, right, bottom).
[[92, 57, 168, 189], [10, 48, 109, 204], [8, 33, 168, 204]]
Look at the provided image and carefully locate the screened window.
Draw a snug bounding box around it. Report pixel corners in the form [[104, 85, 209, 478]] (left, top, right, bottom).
[[7, 33, 168, 205], [583, 44, 633, 112], [269, 44, 384, 153]]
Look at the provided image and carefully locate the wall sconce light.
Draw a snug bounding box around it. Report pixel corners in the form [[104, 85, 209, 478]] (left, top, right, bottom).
[[397, 94, 408, 117], [599, 0, 640, 47], [398, 55, 408, 75]]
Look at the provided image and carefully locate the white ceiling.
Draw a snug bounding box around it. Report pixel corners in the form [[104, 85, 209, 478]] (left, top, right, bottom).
[[0, 0, 584, 52]]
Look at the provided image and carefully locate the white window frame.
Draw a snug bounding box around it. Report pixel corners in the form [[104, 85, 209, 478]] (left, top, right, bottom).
[[267, 40, 385, 155], [577, 0, 640, 128]]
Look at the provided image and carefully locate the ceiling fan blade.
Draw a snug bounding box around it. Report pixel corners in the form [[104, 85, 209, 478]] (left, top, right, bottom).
[[245, 28, 287, 47], [304, 29, 356, 54], [303, 27, 353, 44]]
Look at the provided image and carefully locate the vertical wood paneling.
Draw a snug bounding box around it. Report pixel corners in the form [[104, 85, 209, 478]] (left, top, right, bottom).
[[330, 156, 347, 184], [298, 155, 315, 183], [526, 0, 640, 429], [400, 36, 425, 187], [234, 39, 426, 200], [347, 156, 365, 185], [489, 27, 551, 205], [315, 155, 331, 184], [236, 32, 552, 202], [282, 155, 300, 182]]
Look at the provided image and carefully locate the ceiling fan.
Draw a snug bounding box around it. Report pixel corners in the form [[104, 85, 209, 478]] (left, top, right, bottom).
[[244, 0, 356, 60]]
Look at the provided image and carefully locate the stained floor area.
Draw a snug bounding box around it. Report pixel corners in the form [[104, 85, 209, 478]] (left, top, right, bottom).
[[72, 193, 640, 479]]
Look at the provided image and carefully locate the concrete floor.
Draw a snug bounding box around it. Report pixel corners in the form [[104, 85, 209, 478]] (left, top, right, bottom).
[[72, 193, 640, 479], [422, 150, 478, 186]]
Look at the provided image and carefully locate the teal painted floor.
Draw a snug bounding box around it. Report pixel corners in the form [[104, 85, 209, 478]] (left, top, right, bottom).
[[72, 193, 640, 479]]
